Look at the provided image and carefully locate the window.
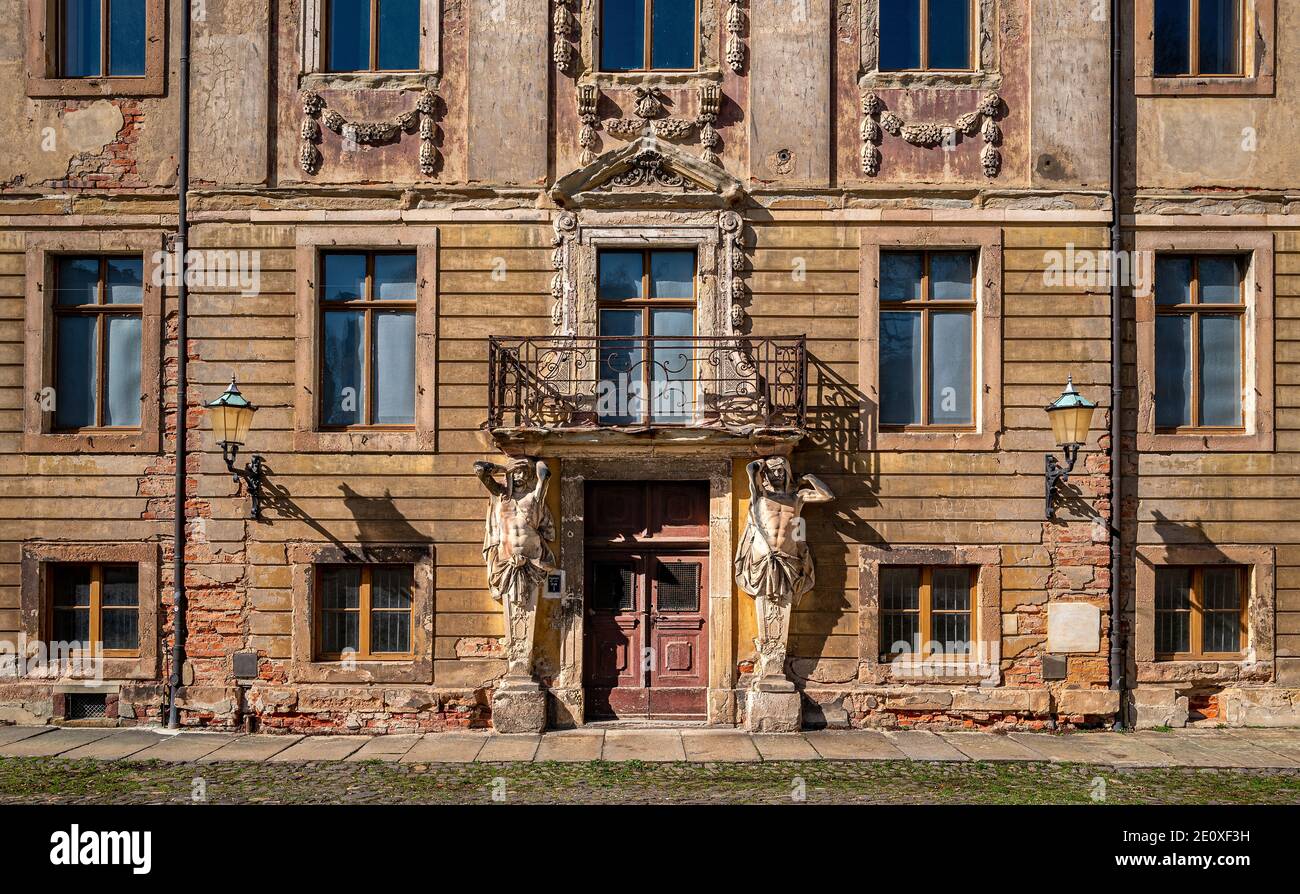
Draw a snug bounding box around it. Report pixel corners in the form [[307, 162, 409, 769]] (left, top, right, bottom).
[[1154, 254, 1244, 431], [878, 250, 975, 428], [325, 0, 420, 72], [316, 565, 415, 660], [1154, 0, 1240, 76], [319, 251, 417, 428], [879, 0, 973, 71], [48, 563, 140, 657], [52, 255, 143, 431], [1155, 566, 1246, 658], [600, 0, 697, 72], [56, 0, 147, 77], [880, 565, 974, 659], [596, 248, 696, 424]]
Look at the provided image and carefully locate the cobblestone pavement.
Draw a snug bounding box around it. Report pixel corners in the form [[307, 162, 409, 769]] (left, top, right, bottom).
[[0, 726, 1299, 804]]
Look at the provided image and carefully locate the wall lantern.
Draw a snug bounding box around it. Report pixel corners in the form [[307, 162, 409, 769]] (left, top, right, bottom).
[[1044, 376, 1097, 520], [206, 376, 266, 519]]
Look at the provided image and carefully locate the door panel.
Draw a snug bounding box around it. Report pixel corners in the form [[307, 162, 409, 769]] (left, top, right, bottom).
[[648, 554, 708, 718], [584, 555, 644, 719]]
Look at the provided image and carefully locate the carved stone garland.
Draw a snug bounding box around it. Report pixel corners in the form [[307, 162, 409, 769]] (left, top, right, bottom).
[[580, 84, 724, 167], [299, 89, 441, 176], [860, 90, 1003, 178], [725, 0, 745, 73], [553, 0, 576, 74]]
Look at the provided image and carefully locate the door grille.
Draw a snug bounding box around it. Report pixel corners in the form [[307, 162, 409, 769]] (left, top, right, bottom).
[[591, 562, 635, 611], [656, 562, 700, 612]]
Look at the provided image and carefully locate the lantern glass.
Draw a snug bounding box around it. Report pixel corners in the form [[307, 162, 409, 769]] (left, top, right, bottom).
[[206, 379, 257, 447], [1048, 404, 1095, 446]]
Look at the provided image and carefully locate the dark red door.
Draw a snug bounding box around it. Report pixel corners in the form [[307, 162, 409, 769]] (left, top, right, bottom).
[[584, 482, 709, 720]]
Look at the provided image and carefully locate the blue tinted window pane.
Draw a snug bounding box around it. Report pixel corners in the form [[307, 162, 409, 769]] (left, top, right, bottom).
[[1198, 0, 1238, 74], [929, 251, 973, 300], [880, 252, 923, 301], [598, 251, 645, 300], [62, 0, 102, 77], [880, 0, 921, 70], [1198, 256, 1241, 304], [377, 0, 419, 70], [105, 257, 143, 304], [373, 311, 415, 425], [929, 311, 972, 425], [108, 0, 146, 76], [322, 253, 367, 301], [602, 0, 646, 71], [1200, 314, 1241, 427], [323, 310, 366, 425], [598, 309, 643, 424], [880, 311, 922, 425], [650, 307, 693, 423], [652, 0, 695, 69], [1155, 255, 1193, 305], [103, 315, 141, 426], [1155, 314, 1192, 428], [1154, 0, 1191, 75], [649, 251, 694, 298], [328, 0, 372, 71], [57, 257, 100, 305], [56, 316, 98, 428], [927, 0, 970, 69], [374, 253, 417, 300]]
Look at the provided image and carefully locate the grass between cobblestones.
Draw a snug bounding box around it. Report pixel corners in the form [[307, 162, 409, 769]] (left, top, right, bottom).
[[1, 757, 1298, 804]]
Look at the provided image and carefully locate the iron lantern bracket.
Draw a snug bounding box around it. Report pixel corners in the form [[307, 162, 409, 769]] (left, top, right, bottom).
[[221, 442, 267, 520], [1044, 443, 1081, 520]]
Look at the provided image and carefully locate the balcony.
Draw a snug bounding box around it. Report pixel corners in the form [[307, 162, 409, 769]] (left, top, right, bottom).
[[486, 335, 807, 453]]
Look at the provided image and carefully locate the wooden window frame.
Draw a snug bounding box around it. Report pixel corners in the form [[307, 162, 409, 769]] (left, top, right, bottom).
[[294, 226, 437, 453], [20, 542, 159, 681], [1153, 0, 1243, 79], [877, 249, 978, 433], [598, 0, 700, 73], [317, 249, 418, 432], [26, 0, 166, 97], [1153, 253, 1247, 434], [50, 255, 145, 433], [47, 562, 141, 659], [1134, 0, 1274, 96], [314, 564, 415, 662], [321, 0, 421, 74], [302, 0, 440, 83], [1153, 565, 1248, 661], [879, 565, 976, 661], [24, 231, 163, 455], [878, 0, 976, 73], [54, 0, 145, 79], [860, 226, 1003, 452], [1134, 230, 1273, 453]]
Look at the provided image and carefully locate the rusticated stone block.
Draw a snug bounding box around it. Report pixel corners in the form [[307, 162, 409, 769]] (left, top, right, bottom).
[[492, 687, 547, 734], [952, 689, 1050, 714], [1055, 688, 1120, 716], [746, 689, 802, 732]]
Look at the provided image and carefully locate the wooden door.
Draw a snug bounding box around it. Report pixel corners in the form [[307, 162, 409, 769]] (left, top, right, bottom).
[[646, 553, 708, 718]]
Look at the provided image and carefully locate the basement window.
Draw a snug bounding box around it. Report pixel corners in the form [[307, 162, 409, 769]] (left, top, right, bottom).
[[880, 566, 975, 660], [1154, 566, 1247, 659], [48, 563, 141, 657], [64, 692, 109, 720], [315, 565, 415, 661]]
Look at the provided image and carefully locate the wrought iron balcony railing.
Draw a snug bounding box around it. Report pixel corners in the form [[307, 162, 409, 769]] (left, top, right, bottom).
[[487, 335, 807, 432]]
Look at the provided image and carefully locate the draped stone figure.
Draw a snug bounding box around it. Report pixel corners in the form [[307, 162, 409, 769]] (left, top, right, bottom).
[[475, 457, 555, 732], [735, 456, 834, 693]]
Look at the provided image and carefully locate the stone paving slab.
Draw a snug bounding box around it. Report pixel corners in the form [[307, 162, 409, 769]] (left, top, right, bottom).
[[1137, 732, 1298, 769], [476, 734, 541, 762], [752, 733, 820, 761], [885, 730, 970, 762], [267, 736, 368, 763], [0, 725, 54, 747], [198, 735, 302, 763], [1224, 728, 1300, 762], [59, 730, 169, 761], [1007, 732, 1175, 767], [601, 730, 686, 762], [399, 733, 487, 764], [345, 734, 423, 762], [129, 732, 244, 763], [682, 730, 761, 763], [535, 730, 604, 762], [0, 727, 115, 757], [805, 730, 906, 761], [939, 732, 1044, 762]]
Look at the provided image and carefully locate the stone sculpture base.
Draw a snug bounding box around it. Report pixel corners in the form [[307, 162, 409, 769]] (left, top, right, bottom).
[[491, 680, 547, 734], [746, 687, 802, 733]]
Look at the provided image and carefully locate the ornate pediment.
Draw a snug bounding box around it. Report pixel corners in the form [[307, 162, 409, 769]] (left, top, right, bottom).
[[551, 136, 744, 209]]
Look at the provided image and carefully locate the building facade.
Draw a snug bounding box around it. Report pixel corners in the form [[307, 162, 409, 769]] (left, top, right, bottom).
[[0, 0, 1294, 732]]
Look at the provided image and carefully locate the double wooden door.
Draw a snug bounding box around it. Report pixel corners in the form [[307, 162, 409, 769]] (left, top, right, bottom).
[[583, 482, 709, 720]]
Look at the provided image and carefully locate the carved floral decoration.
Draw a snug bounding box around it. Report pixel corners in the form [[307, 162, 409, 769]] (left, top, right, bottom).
[[299, 89, 441, 177], [720, 210, 747, 329], [860, 90, 1004, 178], [725, 0, 745, 73], [553, 0, 576, 74], [580, 84, 725, 167]]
